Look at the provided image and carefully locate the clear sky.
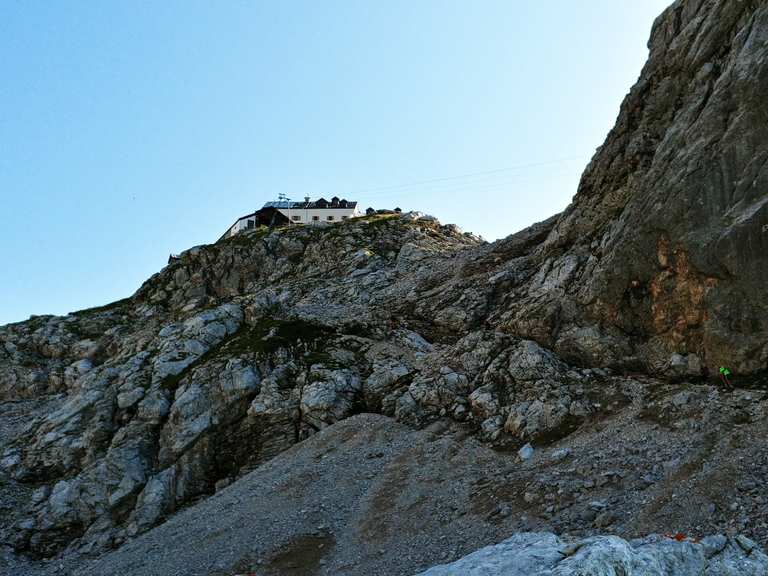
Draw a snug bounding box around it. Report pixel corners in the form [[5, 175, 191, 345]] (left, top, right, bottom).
[[0, 0, 671, 326]]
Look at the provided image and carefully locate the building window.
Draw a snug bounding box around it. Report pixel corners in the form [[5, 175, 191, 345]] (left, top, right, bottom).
[[291, 215, 301, 221], [327, 215, 334, 221], [247, 220, 255, 229], [312, 215, 319, 221]]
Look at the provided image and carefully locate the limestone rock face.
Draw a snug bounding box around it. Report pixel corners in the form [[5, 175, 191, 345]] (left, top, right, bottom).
[[417, 532, 768, 576], [496, 0, 768, 375]]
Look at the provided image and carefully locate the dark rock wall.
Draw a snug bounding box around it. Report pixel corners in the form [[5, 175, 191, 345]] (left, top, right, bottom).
[[499, 0, 768, 374]]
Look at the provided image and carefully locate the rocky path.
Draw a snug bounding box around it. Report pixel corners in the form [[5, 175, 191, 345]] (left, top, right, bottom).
[[13, 414, 517, 576], [5, 381, 768, 576]]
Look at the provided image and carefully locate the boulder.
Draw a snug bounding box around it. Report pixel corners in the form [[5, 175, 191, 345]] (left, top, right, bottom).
[[416, 532, 768, 576]]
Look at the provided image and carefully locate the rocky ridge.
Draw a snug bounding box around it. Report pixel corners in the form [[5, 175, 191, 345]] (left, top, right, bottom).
[[1, 0, 768, 574], [1, 213, 489, 558]]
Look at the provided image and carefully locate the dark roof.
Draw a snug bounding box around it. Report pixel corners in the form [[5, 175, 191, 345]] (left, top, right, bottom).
[[229, 199, 358, 234], [235, 210, 257, 221], [227, 206, 287, 231], [219, 206, 290, 242], [262, 199, 357, 210]]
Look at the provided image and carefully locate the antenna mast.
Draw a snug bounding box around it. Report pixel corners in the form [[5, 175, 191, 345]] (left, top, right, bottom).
[[278, 193, 292, 224]]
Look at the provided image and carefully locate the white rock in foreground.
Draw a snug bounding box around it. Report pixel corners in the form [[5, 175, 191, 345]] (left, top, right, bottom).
[[415, 532, 768, 576]]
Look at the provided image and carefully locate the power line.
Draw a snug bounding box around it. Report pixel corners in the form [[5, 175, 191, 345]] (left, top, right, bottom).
[[352, 157, 586, 201], [361, 169, 574, 199], [346, 155, 587, 199]]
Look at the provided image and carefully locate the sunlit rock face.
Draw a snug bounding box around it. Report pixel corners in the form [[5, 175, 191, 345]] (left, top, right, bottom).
[[494, 0, 768, 376]]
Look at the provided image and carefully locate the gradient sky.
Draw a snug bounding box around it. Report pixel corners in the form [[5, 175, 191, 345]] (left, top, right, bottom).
[[0, 0, 671, 325]]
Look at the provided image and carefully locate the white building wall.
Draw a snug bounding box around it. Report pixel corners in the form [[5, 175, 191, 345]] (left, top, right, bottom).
[[228, 216, 257, 237], [277, 206, 361, 225], [224, 204, 363, 239]]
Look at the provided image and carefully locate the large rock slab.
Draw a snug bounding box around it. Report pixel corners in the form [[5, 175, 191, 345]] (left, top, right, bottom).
[[417, 532, 768, 576]]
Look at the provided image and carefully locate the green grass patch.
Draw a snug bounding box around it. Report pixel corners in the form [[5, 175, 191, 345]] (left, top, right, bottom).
[[303, 350, 344, 369], [70, 297, 132, 318], [346, 213, 399, 226], [217, 317, 337, 358], [219, 226, 272, 246], [156, 317, 342, 392], [65, 322, 105, 341]]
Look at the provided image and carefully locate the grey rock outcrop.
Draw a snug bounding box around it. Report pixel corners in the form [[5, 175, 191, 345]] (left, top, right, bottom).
[[0, 214, 492, 557], [417, 532, 768, 576]]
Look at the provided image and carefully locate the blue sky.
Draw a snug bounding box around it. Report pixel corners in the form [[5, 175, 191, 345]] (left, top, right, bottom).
[[0, 0, 671, 325]]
